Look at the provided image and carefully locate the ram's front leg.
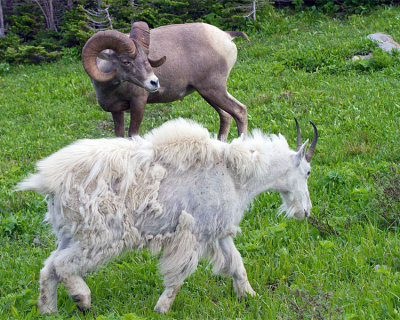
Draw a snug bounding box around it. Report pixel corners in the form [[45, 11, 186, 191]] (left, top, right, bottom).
[[111, 111, 125, 137], [128, 95, 148, 137]]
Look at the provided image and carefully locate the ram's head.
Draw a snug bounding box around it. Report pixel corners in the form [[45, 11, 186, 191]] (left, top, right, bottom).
[[82, 22, 166, 92]]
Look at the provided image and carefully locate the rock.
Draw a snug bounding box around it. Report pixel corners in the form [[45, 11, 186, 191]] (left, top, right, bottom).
[[352, 53, 373, 61], [351, 32, 400, 61], [367, 32, 400, 54]]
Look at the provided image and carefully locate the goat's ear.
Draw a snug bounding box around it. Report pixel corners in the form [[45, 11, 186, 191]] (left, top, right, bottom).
[[293, 139, 309, 167]]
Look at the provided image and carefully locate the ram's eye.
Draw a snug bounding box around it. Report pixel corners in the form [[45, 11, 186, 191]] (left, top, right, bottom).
[[123, 61, 130, 65]]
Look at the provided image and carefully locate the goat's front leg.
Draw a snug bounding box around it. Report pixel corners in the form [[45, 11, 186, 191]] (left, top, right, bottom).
[[154, 283, 183, 314], [211, 236, 256, 298], [128, 95, 147, 137], [111, 111, 125, 137], [155, 250, 198, 314], [155, 211, 199, 313]]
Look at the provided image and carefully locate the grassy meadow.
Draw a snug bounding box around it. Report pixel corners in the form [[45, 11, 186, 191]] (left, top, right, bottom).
[[1, 6, 400, 319]]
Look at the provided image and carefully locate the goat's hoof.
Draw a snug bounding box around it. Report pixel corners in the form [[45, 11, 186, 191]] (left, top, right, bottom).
[[237, 289, 258, 300], [39, 306, 58, 315], [154, 303, 170, 314], [247, 288, 258, 297], [38, 297, 58, 315]]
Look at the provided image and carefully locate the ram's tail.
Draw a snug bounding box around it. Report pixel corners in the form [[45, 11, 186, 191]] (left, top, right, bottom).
[[225, 31, 249, 41]]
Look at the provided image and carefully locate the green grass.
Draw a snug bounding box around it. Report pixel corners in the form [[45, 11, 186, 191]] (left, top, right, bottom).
[[1, 6, 400, 319]]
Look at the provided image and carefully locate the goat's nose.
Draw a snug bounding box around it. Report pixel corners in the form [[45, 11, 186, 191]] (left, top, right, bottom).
[[304, 209, 309, 218]]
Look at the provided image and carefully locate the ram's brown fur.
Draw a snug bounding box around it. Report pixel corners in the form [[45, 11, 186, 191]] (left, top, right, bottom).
[[82, 22, 249, 140]]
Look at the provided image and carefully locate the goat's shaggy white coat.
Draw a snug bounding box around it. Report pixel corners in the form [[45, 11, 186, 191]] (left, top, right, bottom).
[[18, 118, 314, 314]]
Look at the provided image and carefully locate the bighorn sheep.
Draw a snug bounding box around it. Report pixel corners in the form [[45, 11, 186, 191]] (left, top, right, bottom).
[[18, 118, 317, 314], [82, 22, 249, 140]]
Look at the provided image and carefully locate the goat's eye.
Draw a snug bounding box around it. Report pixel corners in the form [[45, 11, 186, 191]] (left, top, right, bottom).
[[123, 61, 130, 66]]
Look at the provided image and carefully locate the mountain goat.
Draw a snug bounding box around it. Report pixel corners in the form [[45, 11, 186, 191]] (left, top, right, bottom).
[[82, 22, 249, 140], [17, 118, 318, 314]]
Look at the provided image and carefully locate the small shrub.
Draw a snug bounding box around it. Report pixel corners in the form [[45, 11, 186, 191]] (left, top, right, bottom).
[[7, 3, 44, 41], [292, 0, 400, 15], [0, 63, 10, 75], [128, 0, 262, 30], [0, 32, 62, 64], [59, 6, 93, 48], [32, 29, 63, 51], [8, 45, 62, 64]]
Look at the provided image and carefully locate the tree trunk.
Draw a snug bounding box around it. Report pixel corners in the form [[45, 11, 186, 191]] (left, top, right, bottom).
[[47, 0, 56, 31], [32, 0, 57, 32], [0, 0, 5, 37]]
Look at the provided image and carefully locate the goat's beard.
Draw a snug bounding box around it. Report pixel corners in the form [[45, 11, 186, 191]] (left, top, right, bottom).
[[278, 203, 302, 220]]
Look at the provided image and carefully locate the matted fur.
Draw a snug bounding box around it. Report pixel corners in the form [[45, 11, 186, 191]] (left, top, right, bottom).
[[17, 118, 314, 314]]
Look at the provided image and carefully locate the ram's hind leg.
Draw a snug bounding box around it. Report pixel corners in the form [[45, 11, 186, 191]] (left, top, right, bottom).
[[214, 107, 233, 142], [197, 86, 248, 139], [211, 236, 256, 298]]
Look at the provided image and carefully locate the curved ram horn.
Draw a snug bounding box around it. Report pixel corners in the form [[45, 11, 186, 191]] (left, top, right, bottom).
[[148, 56, 166, 68], [82, 30, 137, 82], [130, 21, 150, 55], [305, 121, 318, 162], [294, 118, 302, 151]]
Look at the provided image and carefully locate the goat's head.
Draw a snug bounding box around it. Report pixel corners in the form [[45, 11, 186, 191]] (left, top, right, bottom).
[[278, 119, 318, 220], [82, 22, 166, 92]]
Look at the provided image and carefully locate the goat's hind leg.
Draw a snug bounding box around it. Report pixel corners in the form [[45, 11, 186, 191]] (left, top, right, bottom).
[[211, 236, 256, 298], [38, 251, 59, 314], [52, 245, 92, 312]]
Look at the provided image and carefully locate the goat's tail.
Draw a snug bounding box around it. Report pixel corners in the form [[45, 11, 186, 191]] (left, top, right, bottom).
[[225, 31, 249, 41], [16, 173, 48, 194]]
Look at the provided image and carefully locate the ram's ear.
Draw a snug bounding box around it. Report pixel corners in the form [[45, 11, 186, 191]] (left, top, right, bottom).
[[149, 56, 166, 68], [293, 139, 309, 167]]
